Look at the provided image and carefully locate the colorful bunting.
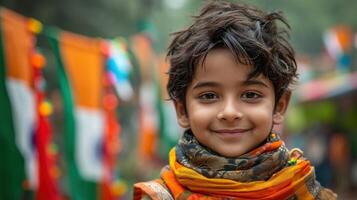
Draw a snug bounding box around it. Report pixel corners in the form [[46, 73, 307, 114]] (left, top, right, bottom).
[[100, 72, 122, 200], [297, 71, 357, 102], [0, 8, 60, 200], [132, 34, 180, 161]]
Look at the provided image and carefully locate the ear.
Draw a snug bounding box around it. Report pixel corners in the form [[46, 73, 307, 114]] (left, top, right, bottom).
[[273, 91, 291, 125], [174, 101, 190, 128]]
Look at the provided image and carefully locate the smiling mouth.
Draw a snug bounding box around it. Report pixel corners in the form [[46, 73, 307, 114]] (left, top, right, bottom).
[[212, 128, 251, 134]]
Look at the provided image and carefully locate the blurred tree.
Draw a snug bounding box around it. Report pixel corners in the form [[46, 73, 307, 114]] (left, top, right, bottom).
[[0, 0, 161, 38], [242, 0, 357, 55], [151, 0, 357, 55], [1, 0, 356, 54]]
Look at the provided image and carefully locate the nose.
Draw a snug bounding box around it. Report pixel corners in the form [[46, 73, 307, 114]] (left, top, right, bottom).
[[217, 98, 243, 122]]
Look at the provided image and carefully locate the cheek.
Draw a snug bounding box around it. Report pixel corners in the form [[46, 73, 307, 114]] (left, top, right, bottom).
[[187, 103, 217, 125], [245, 104, 274, 125]]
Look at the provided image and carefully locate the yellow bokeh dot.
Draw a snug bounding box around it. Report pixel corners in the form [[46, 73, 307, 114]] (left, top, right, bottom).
[[111, 180, 127, 197], [28, 18, 42, 34], [39, 101, 52, 116]]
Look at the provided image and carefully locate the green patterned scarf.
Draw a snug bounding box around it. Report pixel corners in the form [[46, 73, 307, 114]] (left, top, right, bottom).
[[175, 129, 290, 182]]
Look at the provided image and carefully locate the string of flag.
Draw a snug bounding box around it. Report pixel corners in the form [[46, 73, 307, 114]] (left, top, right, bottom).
[[0, 7, 180, 200]]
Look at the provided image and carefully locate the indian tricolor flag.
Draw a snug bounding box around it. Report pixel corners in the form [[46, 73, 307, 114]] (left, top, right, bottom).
[[48, 30, 105, 200], [131, 33, 159, 161], [0, 8, 60, 200], [323, 25, 353, 60], [0, 8, 36, 199]]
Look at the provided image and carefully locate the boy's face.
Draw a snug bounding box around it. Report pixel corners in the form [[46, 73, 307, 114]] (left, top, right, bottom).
[[175, 48, 290, 157]]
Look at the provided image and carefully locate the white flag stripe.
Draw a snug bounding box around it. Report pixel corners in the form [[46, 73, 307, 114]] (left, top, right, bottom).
[[6, 78, 38, 188], [323, 31, 342, 59], [75, 107, 104, 181]]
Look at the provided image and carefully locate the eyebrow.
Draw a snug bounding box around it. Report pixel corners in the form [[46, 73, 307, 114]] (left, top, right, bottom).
[[192, 81, 220, 90], [243, 79, 269, 88], [192, 79, 269, 90]]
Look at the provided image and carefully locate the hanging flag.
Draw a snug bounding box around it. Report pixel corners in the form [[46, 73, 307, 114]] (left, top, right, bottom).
[[100, 71, 123, 200], [131, 33, 159, 161], [47, 30, 105, 200], [131, 34, 181, 161], [0, 7, 30, 200], [0, 8, 60, 200], [138, 83, 159, 160], [323, 25, 353, 72], [131, 33, 155, 82], [156, 55, 181, 159]]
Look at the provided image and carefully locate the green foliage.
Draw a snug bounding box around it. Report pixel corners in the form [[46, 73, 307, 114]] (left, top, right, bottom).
[[287, 101, 338, 132]]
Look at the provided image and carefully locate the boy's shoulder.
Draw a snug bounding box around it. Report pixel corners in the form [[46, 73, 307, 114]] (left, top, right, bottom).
[[133, 179, 173, 200]]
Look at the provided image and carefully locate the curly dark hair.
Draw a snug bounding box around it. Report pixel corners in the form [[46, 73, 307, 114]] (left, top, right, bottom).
[[166, 0, 298, 106]]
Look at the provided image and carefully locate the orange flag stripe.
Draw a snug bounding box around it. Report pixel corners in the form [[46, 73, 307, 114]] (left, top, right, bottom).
[[59, 32, 104, 109], [131, 34, 155, 82], [1, 8, 32, 86]]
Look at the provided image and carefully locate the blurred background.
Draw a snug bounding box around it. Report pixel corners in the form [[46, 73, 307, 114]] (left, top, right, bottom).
[[0, 0, 356, 199]]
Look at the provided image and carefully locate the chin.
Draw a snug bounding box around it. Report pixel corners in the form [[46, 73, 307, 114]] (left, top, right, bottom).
[[219, 151, 244, 158]]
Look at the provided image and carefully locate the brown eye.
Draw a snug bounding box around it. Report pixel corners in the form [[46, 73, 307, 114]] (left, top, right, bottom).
[[241, 92, 262, 101], [198, 92, 219, 101], [200, 93, 217, 99]]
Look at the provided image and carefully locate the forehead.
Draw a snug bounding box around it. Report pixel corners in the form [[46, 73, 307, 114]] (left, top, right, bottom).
[[198, 48, 250, 74], [193, 48, 271, 85]]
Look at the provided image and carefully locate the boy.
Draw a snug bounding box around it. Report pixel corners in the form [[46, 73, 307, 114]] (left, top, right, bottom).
[[134, 0, 337, 199]]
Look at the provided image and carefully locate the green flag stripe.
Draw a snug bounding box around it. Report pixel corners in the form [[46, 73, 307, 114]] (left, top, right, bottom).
[[0, 16, 27, 200], [44, 27, 97, 200]]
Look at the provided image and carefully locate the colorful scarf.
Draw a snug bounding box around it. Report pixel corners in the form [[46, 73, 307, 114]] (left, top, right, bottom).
[[159, 130, 336, 200], [176, 130, 289, 182], [134, 130, 337, 200]]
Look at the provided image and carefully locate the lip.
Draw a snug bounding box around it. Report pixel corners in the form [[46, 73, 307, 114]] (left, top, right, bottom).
[[212, 128, 250, 134]]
